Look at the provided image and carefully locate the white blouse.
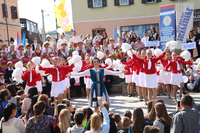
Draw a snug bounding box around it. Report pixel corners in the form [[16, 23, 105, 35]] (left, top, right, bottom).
[[71, 68, 124, 78], [1, 117, 25, 133]]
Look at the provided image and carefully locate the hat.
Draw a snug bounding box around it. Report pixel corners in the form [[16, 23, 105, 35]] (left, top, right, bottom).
[[1, 44, 8, 49], [2, 53, 7, 56], [18, 44, 24, 50], [24, 51, 28, 54], [61, 42, 67, 46], [77, 41, 83, 44], [11, 52, 16, 56], [43, 42, 50, 47], [10, 37, 14, 42], [26, 44, 32, 49], [7, 61, 13, 65], [109, 38, 116, 42], [46, 35, 50, 39]]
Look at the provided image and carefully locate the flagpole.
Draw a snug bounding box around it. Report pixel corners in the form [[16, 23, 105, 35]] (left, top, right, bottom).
[[4, 0, 9, 46]]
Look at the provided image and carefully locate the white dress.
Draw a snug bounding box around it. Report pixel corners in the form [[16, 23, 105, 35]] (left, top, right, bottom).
[[1, 117, 25, 133]]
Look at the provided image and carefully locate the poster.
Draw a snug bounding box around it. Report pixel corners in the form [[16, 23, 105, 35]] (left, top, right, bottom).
[[176, 3, 194, 48], [160, 4, 175, 50]]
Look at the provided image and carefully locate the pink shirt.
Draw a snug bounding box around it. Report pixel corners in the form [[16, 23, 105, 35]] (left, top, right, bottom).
[[134, 42, 145, 50]]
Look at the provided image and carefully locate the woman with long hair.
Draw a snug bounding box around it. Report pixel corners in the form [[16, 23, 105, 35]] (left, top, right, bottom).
[[38, 94, 54, 116], [85, 97, 110, 133], [153, 103, 172, 133], [186, 30, 198, 57], [149, 27, 159, 41], [26, 100, 58, 133], [148, 99, 164, 122], [55, 109, 71, 133], [129, 107, 149, 133], [1, 103, 26, 133], [21, 87, 38, 114]]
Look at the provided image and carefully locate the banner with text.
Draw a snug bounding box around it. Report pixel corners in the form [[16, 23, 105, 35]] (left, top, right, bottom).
[[160, 4, 175, 50], [145, 41, 160, 47], [182, 42, 196, 50], [176, 3, 194, 48]]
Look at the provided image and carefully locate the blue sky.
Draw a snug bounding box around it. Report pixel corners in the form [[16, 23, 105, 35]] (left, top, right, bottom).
[[18, 0, 73, 33]]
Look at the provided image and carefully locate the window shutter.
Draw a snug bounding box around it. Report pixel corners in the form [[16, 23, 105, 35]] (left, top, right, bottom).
[[88, 0, 93, 8], [2, 4, 7, 17], [114, 0, 119, 6], [156, 0, 161, 2], [142, 0, 146, 4], [102, 0, 107, 7], [14, 7, 18, 19], [11, 6, 15, 19], [129, 0, 134, 5]]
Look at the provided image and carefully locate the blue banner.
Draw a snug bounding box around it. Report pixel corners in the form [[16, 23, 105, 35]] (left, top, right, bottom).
[[160, 5, 175, 49]]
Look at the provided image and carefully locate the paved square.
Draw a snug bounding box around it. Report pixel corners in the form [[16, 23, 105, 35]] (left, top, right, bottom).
[[71, 93, 200, 117]]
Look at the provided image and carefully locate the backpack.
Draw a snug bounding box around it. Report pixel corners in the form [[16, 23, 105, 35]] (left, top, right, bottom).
[[0, 104, 4, 120], [158, 119, 170, 133]]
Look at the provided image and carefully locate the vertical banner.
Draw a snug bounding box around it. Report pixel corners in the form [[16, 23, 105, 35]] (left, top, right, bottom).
[[176, 3, 194, 48], [160, 4, 175, 50]]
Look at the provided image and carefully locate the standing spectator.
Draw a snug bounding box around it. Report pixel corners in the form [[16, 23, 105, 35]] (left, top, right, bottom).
[[38, 94, 54, 116], [114, 113, 124, 131], [26, 100, 58, 133], [66, 112, 85, 133], [55, 109, 71, 133], [0, 39, 3, 46], [129, 31, 137, 43], [69, 31, 82, 48], [46, 35, 54, 49], [21, 87, 38, 113], [192, 28, 200, 57], [149, 27, 159, 41], [85, 98, 110, 133], [153, 103, 171, 133], [122, 32, 127, 43], [170, 95, 200, 133], [143, 126, 160, 133], [57, 33, 69, 49], [93, 30, 102, 45], [101, 31, 108, 45], [144, 101, 153, 119], [141, 32, 149, 46], [4, 61, 14, 84], [6, 84, 17, 105], [129, 107, 149, 133], [0, 89, 11, 107], [149, 99, 164, 122], [124, 110, 132, 123], [26, 95, 39, 121], [84, 34, 93, 45], [32, 38, 38, 51], [1, 103, 26, 133], [134, 37, 145, 50], [186, 30, 198, 57], [117, 117, 130, 133]]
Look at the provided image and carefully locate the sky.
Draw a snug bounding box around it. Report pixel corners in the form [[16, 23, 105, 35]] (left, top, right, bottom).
[[18, 0, 73, 33]]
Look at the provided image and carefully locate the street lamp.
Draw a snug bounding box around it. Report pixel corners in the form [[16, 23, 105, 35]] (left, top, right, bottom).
[[4, 0, 9, 45]]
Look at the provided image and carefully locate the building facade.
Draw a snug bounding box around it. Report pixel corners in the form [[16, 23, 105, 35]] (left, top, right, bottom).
[[20, 18, 42, 44], [72, 0, 200, 38], [0, 0, 21, 44]]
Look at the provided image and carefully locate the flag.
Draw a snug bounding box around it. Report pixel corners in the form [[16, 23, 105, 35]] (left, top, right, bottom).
[[22, 32, 26, 50], [113, 27, 118, 43], [14, 32, 21, 51], [117, 26, 120, 38]]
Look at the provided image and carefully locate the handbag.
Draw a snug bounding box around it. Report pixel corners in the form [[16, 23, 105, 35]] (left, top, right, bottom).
[[0, 117, 4, 133]]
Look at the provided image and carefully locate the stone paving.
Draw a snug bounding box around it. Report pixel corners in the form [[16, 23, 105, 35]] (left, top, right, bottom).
[[70, 93, 200, 117]]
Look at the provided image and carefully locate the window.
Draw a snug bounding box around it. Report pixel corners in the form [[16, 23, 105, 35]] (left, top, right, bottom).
[[2, 4, 8, 18], [11, 6, 18, 19], [93, 0, 102, 7], [121, 24, 159, 38], [119, 0, 129, 5], [147, 0, 156, 3]]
